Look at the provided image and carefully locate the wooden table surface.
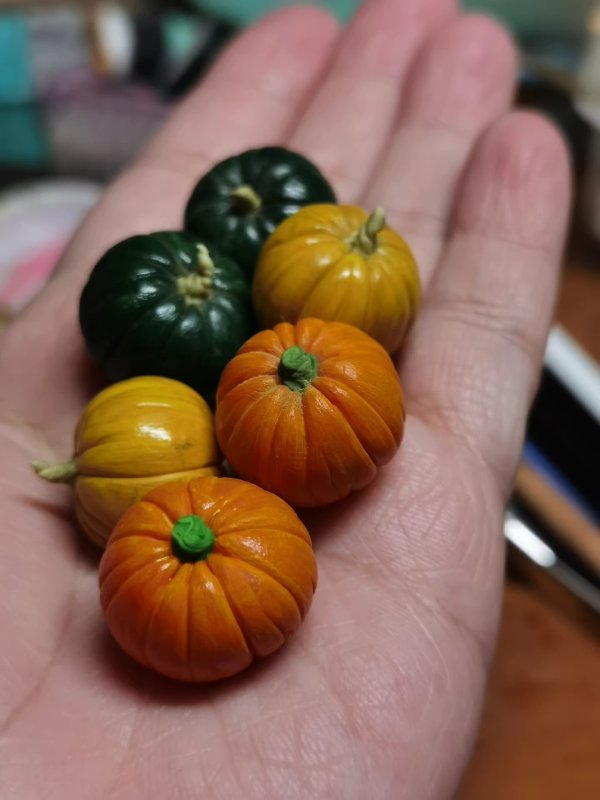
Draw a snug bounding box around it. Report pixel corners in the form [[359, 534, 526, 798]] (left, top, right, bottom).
[[459, 257, 600, 798]]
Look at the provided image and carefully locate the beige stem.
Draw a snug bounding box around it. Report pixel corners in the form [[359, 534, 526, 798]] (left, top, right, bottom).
[[229, 184, 262, 214], [32, 459, 78, 483], [177, 244, 215, 302], [347, 207, 386, 255]]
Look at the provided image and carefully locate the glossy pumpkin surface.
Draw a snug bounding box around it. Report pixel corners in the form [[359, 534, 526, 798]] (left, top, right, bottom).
[[253, 205, 421, 353], [33, 376, 221, 548], [99, 476, 317, 682], [79, 231, 255, 403], [215, 319, 405, 507], [184, 147, 336, 278]]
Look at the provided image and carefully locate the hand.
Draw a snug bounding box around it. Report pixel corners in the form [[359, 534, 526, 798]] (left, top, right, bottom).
[[0, 2, 570, 797]]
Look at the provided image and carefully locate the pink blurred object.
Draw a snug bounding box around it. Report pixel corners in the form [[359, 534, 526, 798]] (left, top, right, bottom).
[[0, 241, 67, 311], [0, 180, 101, 322], [43, 71, 169, 179]]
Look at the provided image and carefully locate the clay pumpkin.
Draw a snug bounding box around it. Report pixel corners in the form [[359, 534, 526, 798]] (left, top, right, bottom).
[[33, 376, 221, 548], [253, 205, 420, 353], [99, 476, 317, 682], [215, 319, 405, 507], [184, 146, 336, 278], [78, 231, 255, 403]]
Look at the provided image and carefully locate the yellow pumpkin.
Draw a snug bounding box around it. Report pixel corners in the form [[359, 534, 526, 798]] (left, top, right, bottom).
[[33, 376, 221, 548], [253, 204, 421, 353]]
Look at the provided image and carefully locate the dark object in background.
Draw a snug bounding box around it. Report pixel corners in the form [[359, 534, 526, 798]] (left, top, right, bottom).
[[527, 368, 600, 525], [519, 72, 591, 174], [130, 12, 236, 97], [509, 326, 600, 612]]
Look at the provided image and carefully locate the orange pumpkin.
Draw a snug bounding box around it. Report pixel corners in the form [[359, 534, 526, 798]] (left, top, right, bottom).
[[215, 318, 405, 507], [99, 476, 317, 682]]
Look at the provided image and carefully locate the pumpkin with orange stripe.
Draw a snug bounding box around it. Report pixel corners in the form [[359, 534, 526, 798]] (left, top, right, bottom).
[[99, 476, 317, 682], [215, 318, 405, 507]]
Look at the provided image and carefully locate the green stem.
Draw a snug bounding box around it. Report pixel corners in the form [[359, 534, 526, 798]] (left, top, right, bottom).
[[177, 244, 215, 303], [229, 184, 262, 215], [347, 207, 386, 255], [278, 346, 318, 392], [32, 459, 78, 483], [171, 515, 215, 563]]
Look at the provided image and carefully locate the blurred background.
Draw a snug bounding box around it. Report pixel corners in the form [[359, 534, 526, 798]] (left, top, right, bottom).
[[0, 2, 598, 797]]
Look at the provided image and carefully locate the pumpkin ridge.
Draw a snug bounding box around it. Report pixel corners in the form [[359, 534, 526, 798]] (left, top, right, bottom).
[[312, 376, 397, 459], [99, 550, 171, 592], [370, 252, 415, 333], [259, 240, 339, 301], [306, 387, 376, 489], [242, 326, 290, 355], [217, 373, 277, 405], [185, 563, 195, 673], [141, 567, 183, 667], [77, 376, 194, 423], [83, 262, 179, 344], [209, 557, 295, 651], [296, 319, 352, 359], [147, 232, 182, 265], [213, 516, 310, 542], [103, 555, 178, 618], [202, 559, 253, 654], [113, 532, 172, 548], [295, 258, 347, 321], [75, 498, 111, 545], [93, 293, 178, 370], [81, 491, 181, 545], [293, 318, 328, 353], [221, 390, 276, 460], [302, 392, 335, 505], [215, 528, 311, 550], [143, 497, 184, 528], [76, 514, 105, 549], [79, 449, 215, 479], [360, 255, 374, 333], [214, 550, 306, 618], [316, 352, 403, 419], [260, 390, 294, 487], [188, 478, 252, 530]]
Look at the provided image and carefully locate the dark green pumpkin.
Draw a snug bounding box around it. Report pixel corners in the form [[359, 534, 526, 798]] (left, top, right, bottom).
[[79, 232, 255, 403], [184, 146, 336, 278]]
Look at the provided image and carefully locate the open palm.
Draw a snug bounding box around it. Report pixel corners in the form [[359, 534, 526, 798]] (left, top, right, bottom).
[[0, 2, 570, 797]]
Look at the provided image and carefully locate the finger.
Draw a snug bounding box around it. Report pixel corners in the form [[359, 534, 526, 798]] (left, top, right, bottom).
[[290, 0, 457, 202], [363, 15, 517, 285], [0, 7, 340, 439], [402, 112, 572, 490]]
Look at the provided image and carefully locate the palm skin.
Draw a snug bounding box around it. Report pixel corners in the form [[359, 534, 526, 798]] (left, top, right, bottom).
[[0, 2, 571, 798]]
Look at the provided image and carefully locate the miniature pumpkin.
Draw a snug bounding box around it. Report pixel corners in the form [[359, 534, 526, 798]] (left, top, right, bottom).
[[99, 476, 317, 682], [79, 231, 255, 403], [33, 376, 221, 548], [253, 205, 421, 353], [184, 146, 336, 278], [215, 319, 405, 507]]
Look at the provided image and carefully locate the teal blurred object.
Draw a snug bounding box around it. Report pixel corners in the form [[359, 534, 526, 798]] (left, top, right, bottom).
[[462, 0, 595, 39], [193, 0, 358, 26], [0, 106, 49, 166], [195, 0, 594, 38], [0, 15, 34, 103]]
